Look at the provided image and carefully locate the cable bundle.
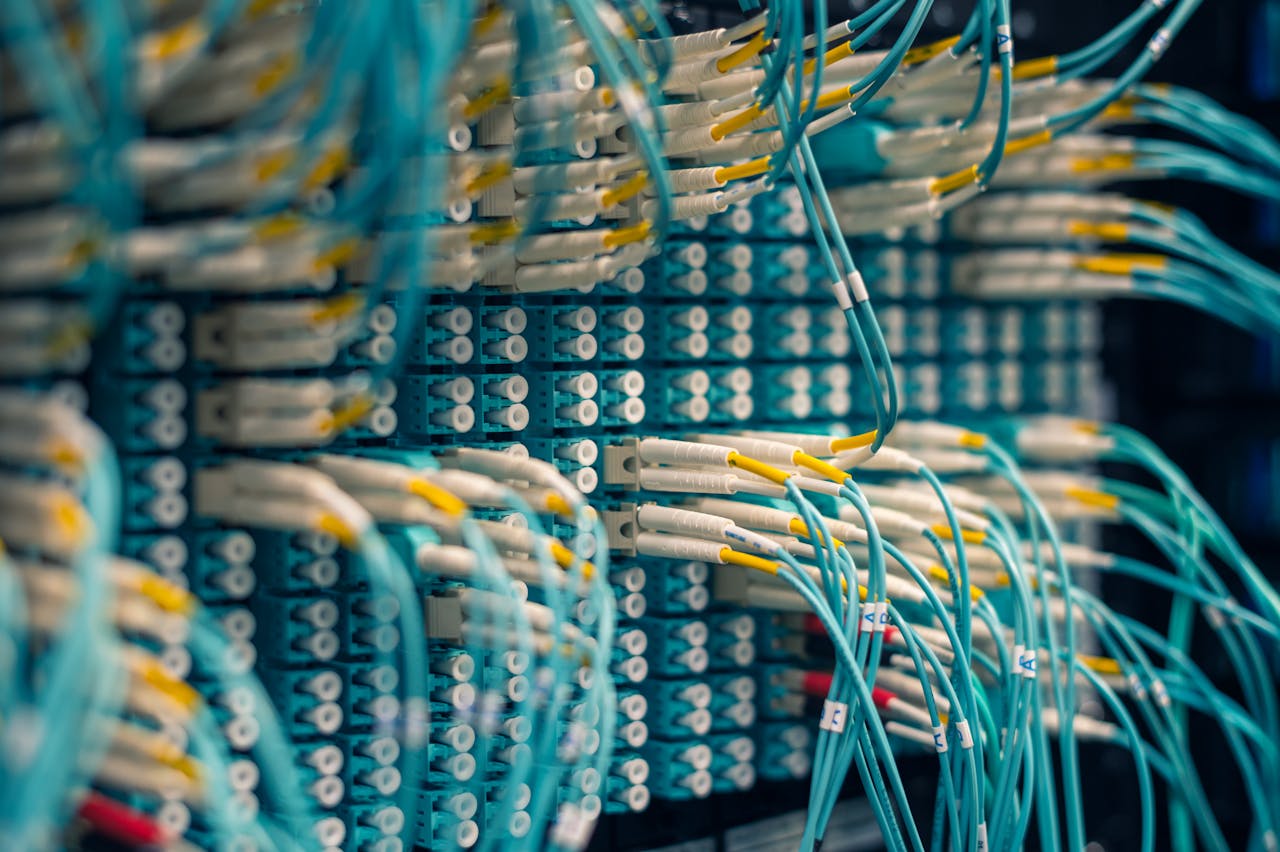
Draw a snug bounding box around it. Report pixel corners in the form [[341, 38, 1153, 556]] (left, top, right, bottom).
[[601, 416, 1280, 852], [0, 389, 323, 849]]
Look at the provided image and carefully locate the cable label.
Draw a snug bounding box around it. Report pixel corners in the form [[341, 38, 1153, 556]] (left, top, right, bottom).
[[858, 601, 888, 632], [1147, 28, 1172, 60], [996, 25, 1013, 56], [847, 270, 869, 303], [833, 278, 855, 310], [1017, 647, 1037, 680], [976, 823, 988, 852], [956, 719, 974, 749], [820, 699, 848, 733], [551, 803, 594, 850], [723, 525, 783, 557], [932, 724, 949, 753], [1226, 596, 1243, 627]]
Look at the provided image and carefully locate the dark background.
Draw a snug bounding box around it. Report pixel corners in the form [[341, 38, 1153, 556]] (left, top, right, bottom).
[[591, 1, 1280, 850]]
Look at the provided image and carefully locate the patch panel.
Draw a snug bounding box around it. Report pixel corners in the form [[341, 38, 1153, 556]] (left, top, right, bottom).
[[3, 2, 1280, 852]]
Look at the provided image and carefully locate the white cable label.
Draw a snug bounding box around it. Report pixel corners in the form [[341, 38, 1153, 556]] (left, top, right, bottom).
[[1017, 648, 1037, 680], [861, 602, 877, 633], [1226, 595, 1243, 626], [874, 601, 889, 632], [996, 24, 1013, 56], [832, 278, 854, 311], [1148, 28, 1172, 60], [932, 724, 949, 753], [1204, 604, 1226, 630], [551, 804, 594, 850], [724, 525, 783, 557], [1151, 679, 1171, 708], [820, 699, 848, 733], [1127, 673, 1148, 701], [976, 822, 989, 852], [847, 270, 869, 303], [957, 719, 974, 749], [1011, 644, 1025, 679]]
